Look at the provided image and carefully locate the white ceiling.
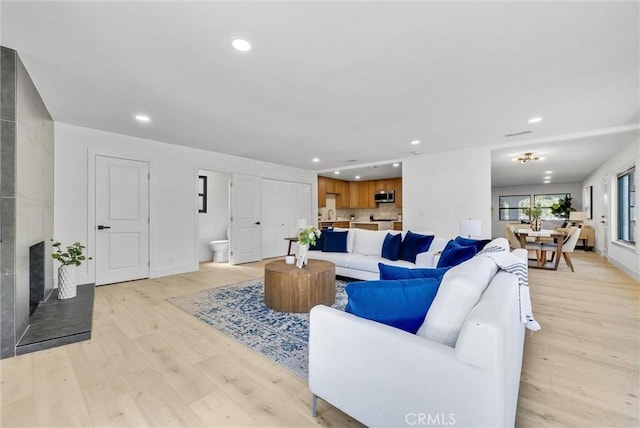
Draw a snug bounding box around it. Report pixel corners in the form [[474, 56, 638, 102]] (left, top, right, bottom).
[[318, 162, 402, 181], [491, 129, 638, 187], [2, 1, 639, 185]]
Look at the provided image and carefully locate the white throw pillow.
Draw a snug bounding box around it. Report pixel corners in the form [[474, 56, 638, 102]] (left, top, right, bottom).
[[352, 229, 392, 256], [416, 256, 499, 346]]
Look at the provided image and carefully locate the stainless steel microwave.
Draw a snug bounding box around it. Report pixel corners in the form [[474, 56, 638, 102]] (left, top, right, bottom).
[[374, 191, 395, 203]]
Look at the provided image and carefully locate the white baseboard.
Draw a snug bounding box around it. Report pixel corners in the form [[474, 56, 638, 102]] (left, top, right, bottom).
[[151, 263, 199, 279], [594, 249, 640, 281]]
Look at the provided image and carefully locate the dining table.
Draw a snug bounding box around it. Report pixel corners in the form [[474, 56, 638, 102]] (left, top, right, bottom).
[[516, 228, 566, 270]]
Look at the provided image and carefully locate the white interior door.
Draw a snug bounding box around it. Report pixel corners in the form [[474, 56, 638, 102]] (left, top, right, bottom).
[[261, 179, 289, 259], [95, 156, 150, 285], [230, 174, 261, 264]]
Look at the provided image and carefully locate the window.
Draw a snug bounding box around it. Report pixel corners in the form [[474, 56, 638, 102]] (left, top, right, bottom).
[[617, 166, 636, 244], [198, 175, 207, 213], [534, 193, 569, 220], [499, 195, 531, 221]]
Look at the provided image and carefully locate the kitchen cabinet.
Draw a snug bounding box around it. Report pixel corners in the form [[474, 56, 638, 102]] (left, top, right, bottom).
[[336, 181, 350, 208], [349, 181, 360, 208], [318, 177, 350, 208], [325, 177, 337, 194], [318, 176, 327, 207], [394, 177, 403, 208], [357, 181, 376, 208], [318, 176, 401, 209], [375, 179, 396, 192]]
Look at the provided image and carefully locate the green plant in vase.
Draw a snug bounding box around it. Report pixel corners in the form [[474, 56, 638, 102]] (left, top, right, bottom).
[[523, 206, 544, 231], [51, 240, 92, 300]]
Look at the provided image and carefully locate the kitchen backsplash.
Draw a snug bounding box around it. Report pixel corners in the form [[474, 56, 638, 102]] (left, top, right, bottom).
[[318, 205, 401, 221]]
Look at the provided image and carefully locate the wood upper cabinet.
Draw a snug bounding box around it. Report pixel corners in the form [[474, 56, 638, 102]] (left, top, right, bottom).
[[325, 177, 336, 194], [318, 176, 327, 207], [335, 180, 350, 208], [318, 176, 401, 209], [375, 179, 395, 192], [358, 181, 376, 208], [318, 176, 350, 208], [349, 181, 360, 208], [394, 177, 403, 208]]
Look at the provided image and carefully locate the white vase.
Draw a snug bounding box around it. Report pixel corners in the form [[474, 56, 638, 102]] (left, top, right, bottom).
[[297, 243, 309, 267], [531, 219, 543, 232], [58, 265, 77, 299]]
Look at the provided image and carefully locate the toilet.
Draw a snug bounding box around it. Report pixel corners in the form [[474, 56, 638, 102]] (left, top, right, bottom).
[[209, 227, 230, 263]]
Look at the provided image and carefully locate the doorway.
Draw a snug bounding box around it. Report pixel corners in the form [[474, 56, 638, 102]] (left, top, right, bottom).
[[197, 170, 230, 263]]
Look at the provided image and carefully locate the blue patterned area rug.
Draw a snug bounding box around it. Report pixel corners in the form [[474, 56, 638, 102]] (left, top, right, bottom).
[[168, 278, 348, 379]]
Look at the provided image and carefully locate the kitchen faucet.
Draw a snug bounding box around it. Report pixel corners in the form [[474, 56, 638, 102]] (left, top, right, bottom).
[[328, 209, 334, 220]]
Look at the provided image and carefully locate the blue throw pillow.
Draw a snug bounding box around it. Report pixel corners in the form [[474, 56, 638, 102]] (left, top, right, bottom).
[[436, 240, 476, 268], [399, 231, 435, 263], [454, 236, 491, 253], [378, 263, 449, 281], [309, 229, 330, 251], [345, 278, 442, 333], [381, 233, 402, 261], [322, 230, 348, 252]]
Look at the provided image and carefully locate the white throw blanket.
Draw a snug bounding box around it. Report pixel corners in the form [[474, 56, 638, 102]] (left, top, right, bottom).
[[477, 245, 541, 331]]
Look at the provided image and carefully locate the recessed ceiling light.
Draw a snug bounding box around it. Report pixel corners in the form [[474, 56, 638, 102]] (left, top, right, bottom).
[[545, 170, 553, 174], [544, 180, 551, 184], [528, 117, 543, 124], [135, 114, 150, 122], [334, 171, 340, 175], [411, 140, 421, 145], [544, 176, 551, 180], [393, 163, 400, 167], [355, 176, 361, 180], [312, 158, 319, 163], [232, 38, 251, 52]]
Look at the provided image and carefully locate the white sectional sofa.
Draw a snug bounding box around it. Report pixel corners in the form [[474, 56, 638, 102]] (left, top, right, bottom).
[[309, 246, 528, 427], [306, 228, 448, 280]]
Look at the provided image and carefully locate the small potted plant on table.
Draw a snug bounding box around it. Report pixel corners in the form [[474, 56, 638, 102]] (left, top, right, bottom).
[[523, 206, 543, 231]]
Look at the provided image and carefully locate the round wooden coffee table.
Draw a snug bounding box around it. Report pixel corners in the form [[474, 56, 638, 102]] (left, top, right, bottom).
[[264, 259, 336, 313]]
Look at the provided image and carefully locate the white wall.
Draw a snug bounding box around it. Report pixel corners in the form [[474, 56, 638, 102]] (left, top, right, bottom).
[[490, 182, 583, 238], [197, 170, 229, 262], [583, 139, 639, 280], [403, 147, 492, 239], [54, 123, 317, 285]]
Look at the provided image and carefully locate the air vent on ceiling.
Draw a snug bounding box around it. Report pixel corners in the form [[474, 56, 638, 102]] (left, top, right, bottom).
[[504, 130, 533, 138], [342, 159, 358, 163]]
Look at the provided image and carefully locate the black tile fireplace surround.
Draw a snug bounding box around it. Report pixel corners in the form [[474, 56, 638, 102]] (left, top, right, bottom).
[[17, 283, 95, 355], [12, 241, 96, 356]]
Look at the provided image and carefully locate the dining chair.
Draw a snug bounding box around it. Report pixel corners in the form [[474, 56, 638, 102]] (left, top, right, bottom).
[[509, 224, 545, 264], [541, 226, 581, 272], [505, 225, 522, 250]]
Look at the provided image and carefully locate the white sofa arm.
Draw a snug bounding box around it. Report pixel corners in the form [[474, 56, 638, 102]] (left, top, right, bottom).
[[309, 306, 501, 427]]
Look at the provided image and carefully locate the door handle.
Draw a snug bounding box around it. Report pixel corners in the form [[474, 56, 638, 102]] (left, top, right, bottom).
[[97, 225, 111, 230], [255, 221, 261, 225]]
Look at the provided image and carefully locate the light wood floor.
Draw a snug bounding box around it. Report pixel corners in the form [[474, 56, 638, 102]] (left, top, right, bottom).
[[1, 251, 638, 427]]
